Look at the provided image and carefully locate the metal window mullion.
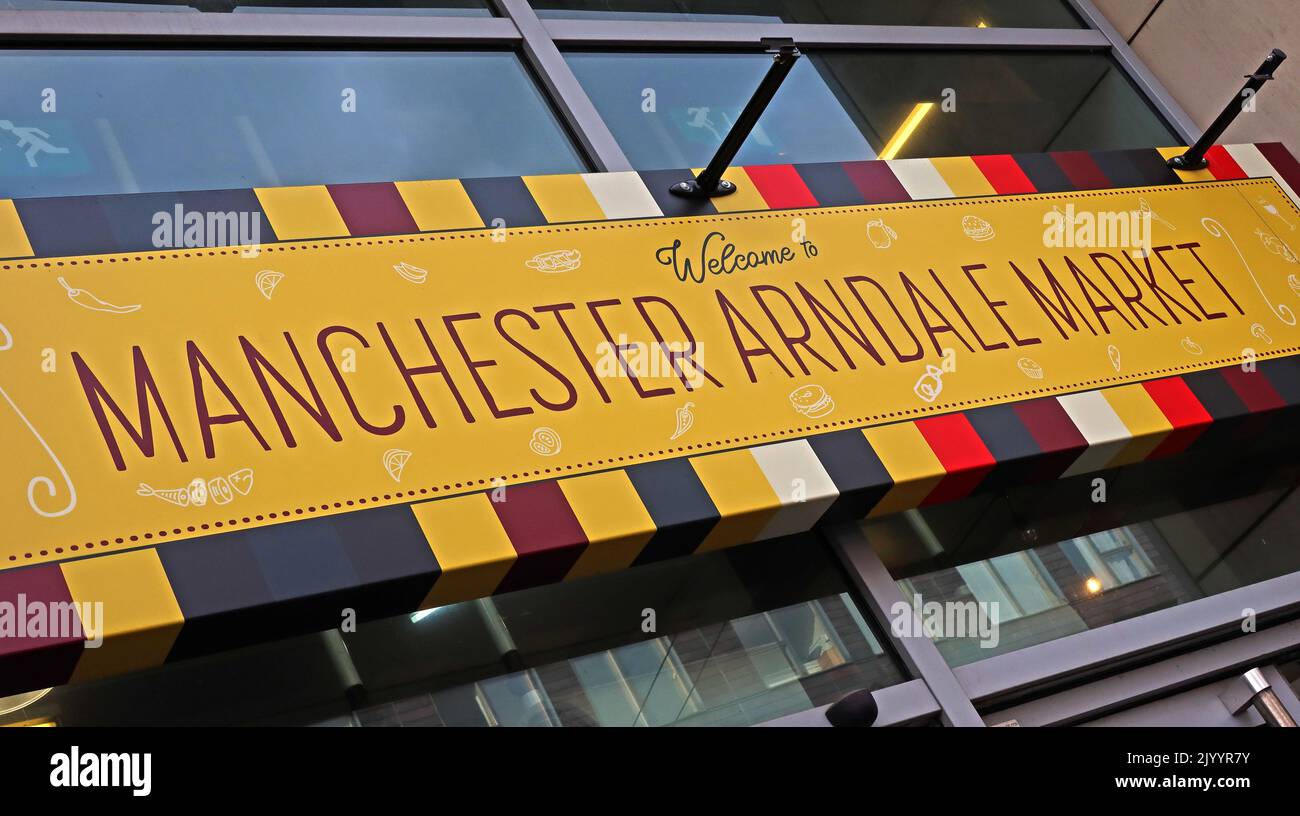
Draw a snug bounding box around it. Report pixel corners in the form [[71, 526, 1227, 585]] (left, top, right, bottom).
[[954, 569, 1300, 705], [822, 524, 984, 727], [983, 618, 1300, 726], [1066, 0, 1201, 144], [543, 19, 1111, 50], [490, 0, 631, 171]]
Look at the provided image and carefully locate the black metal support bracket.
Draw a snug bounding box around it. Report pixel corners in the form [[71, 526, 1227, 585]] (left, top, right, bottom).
[[671, 39, 801, 198], [1168, 48, 1286, 171]]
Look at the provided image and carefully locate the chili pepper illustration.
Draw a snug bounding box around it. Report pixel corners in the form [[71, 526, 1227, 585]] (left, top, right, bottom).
[[57, 277, 141, 314], [670, 402, 695, 440]]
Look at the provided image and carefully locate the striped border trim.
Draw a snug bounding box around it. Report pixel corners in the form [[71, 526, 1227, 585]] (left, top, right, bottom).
[[4, 144, 1300, 695], [9, 144, 1298, 259]]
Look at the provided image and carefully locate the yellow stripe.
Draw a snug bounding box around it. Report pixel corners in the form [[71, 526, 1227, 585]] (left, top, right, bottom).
[[395, 179, 486, 232], [60, 549, 183, 682], [697, 167, 772, 213], [559, 470, 656, 580], [863, 423, 945, 516], [1101, 383, 1173, 465], [689, 449, 781, 551], [523, 174, 605, 223], [412, 494, 516, 607], [0, 200, 33, 258], [929, 156, 997, 197], [1157, 146, 1216, 182], [254, 185, 349, 240]]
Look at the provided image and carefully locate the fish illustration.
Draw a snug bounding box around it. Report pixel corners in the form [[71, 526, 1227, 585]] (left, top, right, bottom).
[[1255, 229, 1298, 263], [670, 401, 695, 440], [1107, 344, 1122, 372], [57, 277, 140, 314], [1181, 336, 1204, 356]]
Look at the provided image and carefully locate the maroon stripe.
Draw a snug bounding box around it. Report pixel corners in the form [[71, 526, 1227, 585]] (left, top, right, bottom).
[[1220, 366, 1286, 413], [326, 182, 419, 237], [841, 160, 911, 204], [1013, 397, 1089, 479], [1050, 151, 1112, 190], [0, 565, 85, 697], [1255, 143, 1300, 197], [491, 480, 588, 594]]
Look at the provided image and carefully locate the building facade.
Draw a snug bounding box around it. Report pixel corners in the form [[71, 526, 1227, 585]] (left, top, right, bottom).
[[0, 0, 1298, 728]]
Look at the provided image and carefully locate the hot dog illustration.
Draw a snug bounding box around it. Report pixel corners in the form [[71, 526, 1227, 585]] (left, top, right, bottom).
[[57, 277, 140, 314], [525, 249, 582, 273]]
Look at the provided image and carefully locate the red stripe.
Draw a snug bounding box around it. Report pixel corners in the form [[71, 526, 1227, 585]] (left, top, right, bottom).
[[326, 182, 419, 237], [1142, 377, 1212, 457], [1050, 151, 1112, 190], [1220, 366, 1285, 412], [1256, 142, 1300, 195], [914, 414, 995, 504], [743, 164, 819, 209], [491, 480, 588, 593], [1204, 145, 1248, 180], [971, 154, 1037, 195]]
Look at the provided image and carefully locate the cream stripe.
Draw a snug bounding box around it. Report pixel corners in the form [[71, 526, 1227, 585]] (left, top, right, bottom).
[[580, 171, 663, 220], [749, 441, 839, 540], [886, 158, 954, 200], [1057, 391, 1131, 477], [1224, 143, 1300, 207]]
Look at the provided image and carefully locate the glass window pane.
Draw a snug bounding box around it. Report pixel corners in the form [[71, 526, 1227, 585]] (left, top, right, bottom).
[[0, 50, 583, 199], [566, 50, 1178, 170], [1, 1, 491, 12], [535, 0, 1083, 27], [864, 441, 1300, 668], [0, 532, 906, 726]]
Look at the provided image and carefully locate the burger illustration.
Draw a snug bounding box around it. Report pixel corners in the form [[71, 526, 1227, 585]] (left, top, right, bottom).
[[961, 215, 995, 242], [789, 384, 835, 419]]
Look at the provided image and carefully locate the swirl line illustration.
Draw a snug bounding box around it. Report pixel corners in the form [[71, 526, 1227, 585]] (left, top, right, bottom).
[[0, 322, 77, 518], [1201, 217, 1296, 326]]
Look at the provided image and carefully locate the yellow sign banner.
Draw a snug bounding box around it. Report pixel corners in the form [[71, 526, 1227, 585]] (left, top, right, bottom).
[[3, 178, 1298, 565]]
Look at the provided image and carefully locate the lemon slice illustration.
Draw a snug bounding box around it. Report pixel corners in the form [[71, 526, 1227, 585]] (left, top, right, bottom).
[[255, 270, 284, 300], [382, 449, 412, 482]]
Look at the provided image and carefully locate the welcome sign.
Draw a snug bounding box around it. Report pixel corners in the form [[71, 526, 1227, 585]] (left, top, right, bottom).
[[2, 177, 1298, 565]]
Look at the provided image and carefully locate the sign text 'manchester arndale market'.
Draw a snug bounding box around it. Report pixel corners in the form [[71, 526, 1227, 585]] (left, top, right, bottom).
[[2, 178, 1298, 564]]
